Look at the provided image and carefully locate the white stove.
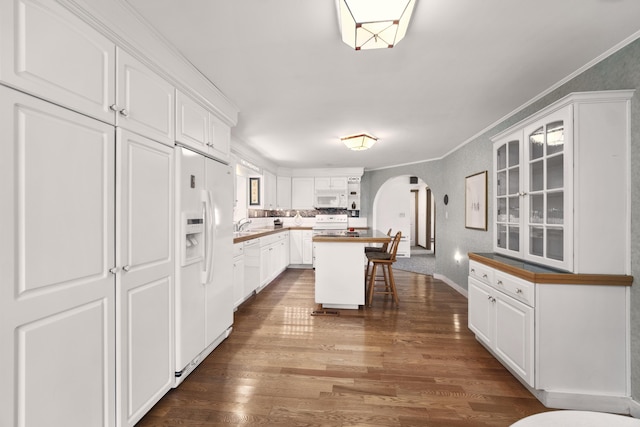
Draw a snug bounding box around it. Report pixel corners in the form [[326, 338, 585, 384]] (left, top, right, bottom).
[[313, 214, 348, 231]]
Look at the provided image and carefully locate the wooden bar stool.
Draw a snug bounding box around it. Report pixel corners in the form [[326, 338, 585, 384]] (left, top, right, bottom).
[[364, 228, 391, 253], [365, 231, 401, 307], [365, 228, 391, 280]]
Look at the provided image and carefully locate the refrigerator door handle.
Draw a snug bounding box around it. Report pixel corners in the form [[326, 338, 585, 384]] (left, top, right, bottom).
[[202, 190, 214, 284]]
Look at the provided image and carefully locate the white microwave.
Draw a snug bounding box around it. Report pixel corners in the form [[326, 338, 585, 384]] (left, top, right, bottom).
[[314, 190, 347, 208]]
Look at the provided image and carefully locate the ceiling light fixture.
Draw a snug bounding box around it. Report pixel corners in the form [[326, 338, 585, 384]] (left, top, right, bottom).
[[337, 0, 417, 50], [341, 133, 378, 151]]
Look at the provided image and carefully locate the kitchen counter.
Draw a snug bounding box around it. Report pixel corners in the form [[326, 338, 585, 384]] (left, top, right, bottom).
[[469, 252, 633, 286], [314, 229, 391, 309], [312, 229, 390, 244], [233, 226, 311, 244]]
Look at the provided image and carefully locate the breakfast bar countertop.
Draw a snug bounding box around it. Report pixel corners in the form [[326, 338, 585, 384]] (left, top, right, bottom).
[[312, 229, 390, 243]]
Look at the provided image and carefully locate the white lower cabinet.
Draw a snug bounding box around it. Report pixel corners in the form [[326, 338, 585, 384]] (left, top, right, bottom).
[[258, 232, 288, 290], [289, 229, 313, 266], [468, 275, 534, 386], [468, 255, 631, 413], [232, 243, 246, 308]]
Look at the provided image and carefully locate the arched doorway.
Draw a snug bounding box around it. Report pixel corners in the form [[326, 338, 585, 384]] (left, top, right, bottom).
[[372, 175, 435, 259]]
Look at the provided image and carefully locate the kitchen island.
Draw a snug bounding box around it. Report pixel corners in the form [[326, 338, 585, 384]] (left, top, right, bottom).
[[313, 229, 391, 309]]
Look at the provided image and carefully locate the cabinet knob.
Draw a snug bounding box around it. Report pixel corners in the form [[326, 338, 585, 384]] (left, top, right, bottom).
[[516, 288, 523, 294], [470, 268, 475, 273], [497, 280, 503, 285], [482, 274, 488, 279], [109, 267, 120, 274], [123, 265, 131, 272], [109, 104, 119, 112], [119, 108, 130, 118]]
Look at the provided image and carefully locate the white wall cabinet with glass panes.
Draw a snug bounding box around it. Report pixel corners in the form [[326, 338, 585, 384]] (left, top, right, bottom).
[[492, 90, 633, 274]]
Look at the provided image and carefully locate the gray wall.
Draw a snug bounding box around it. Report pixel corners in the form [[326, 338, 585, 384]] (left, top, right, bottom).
[[363, 38, 640, 403]]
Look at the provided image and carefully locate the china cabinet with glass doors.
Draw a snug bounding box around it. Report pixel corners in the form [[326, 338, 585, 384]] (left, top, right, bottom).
[[492, 90, 633, 274]]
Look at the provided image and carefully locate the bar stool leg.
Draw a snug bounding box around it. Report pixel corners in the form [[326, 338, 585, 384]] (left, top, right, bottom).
[[387, 265, 399, 307], [367, 263, 377, 307]]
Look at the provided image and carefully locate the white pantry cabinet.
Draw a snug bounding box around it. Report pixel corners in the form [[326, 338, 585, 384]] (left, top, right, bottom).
[[492, 90, 633, 273], [175, 90, 231, 161], [115, 129, 175, 426], [468, 254, 631, 413], [0, 85, 177, 427], [0, 85, 117, 427]]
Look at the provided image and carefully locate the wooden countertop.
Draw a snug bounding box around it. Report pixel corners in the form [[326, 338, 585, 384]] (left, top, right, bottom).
[[233, 226, 311, 244], [469, 252, 633, 286], [312, 229, 390, 244]]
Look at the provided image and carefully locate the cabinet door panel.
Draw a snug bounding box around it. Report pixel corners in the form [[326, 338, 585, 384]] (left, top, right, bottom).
[[494, 294, 534, 387], [175, 90, 209, 152], [117, 129, 174, 426], [467, 277, 494, 348], [0, 0, 116, 123], [209, 113, 231, 161], [0, 86, 115, 427], [117, 49, 174, 146]]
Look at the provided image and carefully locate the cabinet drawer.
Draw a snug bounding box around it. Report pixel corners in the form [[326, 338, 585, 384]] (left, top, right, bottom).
[[233, 243, 244, 258], [494, 271, 534, 307], [469, 260, 494, 285]]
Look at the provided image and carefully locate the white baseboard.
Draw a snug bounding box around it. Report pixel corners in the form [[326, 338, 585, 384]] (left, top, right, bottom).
[[433, 273, 468, 298], [630, 398, 640, 418], [540, 390, 633, 415]]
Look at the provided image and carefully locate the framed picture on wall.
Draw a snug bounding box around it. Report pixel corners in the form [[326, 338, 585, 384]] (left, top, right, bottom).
[[465, 171, 488, 230], [249, 177, 260, 206]]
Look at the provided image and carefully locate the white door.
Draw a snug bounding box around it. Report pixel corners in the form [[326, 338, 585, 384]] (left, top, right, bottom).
[[0, 86, 116, 427], [116, 48, 175, 147], [204, 159, 234, 345], [0, 0, 116, 123], [116, 129, 174, 426]]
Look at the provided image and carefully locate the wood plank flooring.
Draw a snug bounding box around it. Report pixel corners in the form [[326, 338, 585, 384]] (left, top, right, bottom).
[[138, 269, 550, 426]]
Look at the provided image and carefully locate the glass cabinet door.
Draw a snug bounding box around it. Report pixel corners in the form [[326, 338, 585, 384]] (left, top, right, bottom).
[[523, 105, 571, 270], [494, 134, 522, 256]]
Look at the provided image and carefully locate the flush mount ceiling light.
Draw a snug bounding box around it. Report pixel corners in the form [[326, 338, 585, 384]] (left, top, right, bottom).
[[337, 0, 417, 50], [341, 133, 378, 151]]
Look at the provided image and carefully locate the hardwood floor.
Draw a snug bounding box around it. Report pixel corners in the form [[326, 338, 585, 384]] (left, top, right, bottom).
[[138, 269, 550, 426]]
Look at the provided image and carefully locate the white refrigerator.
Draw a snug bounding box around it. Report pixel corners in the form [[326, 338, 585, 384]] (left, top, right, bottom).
[[174, 146, 234, 386]]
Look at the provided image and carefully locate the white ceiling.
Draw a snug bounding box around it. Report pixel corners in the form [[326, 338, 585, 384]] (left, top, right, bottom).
[[126, 0, 640, 170]]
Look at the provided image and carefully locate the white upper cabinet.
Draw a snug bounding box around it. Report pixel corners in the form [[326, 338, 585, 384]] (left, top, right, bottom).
[[116, 49, 175, 147], [492, 90, 633, 274], [0, 0, 176, 146], [263, 170, 276, 210], [276, 176, 292, 210], [291, 177, 315, 210], [0, 0, 116, 123], [315, 176, 347, 190], [176, 90, 230, 161]]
